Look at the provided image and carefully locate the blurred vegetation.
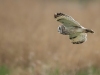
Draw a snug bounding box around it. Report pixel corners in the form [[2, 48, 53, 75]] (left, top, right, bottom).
[[0, 0, 100, 75], [0, 65, 10, 75], [47, 68, 60, 75], [46, 66, 100, 75]]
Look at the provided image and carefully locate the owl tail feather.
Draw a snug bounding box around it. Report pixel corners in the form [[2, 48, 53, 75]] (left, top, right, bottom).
[[84, 29, 94, 33]]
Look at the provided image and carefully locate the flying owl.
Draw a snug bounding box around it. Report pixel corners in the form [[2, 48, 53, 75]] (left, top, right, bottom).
[[54, 13, 94, 44]]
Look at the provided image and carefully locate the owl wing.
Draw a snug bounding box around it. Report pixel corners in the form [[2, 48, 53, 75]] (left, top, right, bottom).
[[54, 13, 82, 28], [69, 33, 87, 44]]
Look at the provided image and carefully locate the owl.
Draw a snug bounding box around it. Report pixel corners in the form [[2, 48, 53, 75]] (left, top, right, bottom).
[[54, 13, 94, 44]]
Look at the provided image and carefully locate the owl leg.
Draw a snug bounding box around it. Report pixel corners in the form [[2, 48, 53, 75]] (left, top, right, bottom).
[[58, 25, 69, 35]]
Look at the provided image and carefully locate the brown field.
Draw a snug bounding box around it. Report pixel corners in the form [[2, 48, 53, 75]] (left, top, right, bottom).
[[0, 0, 100, 75]]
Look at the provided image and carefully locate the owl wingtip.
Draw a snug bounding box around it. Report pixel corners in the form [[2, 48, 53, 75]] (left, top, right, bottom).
[[54, 13, 57, 18], [72, 41, 85, 44], [54, 12, 65, 18]]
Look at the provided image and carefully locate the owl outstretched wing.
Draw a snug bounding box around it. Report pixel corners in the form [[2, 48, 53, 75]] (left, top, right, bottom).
[[54, 13, 83, 28], [69, 33, 87, 44]]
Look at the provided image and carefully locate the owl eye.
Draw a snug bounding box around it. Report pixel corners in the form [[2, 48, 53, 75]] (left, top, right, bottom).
[[58, 26, 61, 30]]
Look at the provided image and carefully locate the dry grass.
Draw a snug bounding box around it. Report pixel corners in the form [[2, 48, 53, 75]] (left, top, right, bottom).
[[0, 0, 100, 75]]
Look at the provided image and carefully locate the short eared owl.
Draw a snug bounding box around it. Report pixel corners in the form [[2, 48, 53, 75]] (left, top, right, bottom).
[[54, 13, 94, 44]]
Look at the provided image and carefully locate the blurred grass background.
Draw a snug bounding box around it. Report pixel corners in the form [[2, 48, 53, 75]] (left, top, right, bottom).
[[0, 0, 100, 75]]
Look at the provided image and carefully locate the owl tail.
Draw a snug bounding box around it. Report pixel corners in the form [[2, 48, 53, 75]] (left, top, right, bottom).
[[84, 29, 94, 33]]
